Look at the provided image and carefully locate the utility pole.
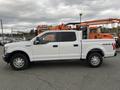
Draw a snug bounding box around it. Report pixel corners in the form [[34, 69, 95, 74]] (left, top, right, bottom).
[[0, 19, 4, 44], [11, 27, 13, 38]]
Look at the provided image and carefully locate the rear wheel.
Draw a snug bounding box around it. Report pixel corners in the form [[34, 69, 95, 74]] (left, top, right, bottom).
[[87, 53, 103, 67], [10, 53, 29, 70]]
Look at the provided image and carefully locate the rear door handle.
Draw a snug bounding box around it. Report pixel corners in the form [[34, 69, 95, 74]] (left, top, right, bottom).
[[73, 44, 79, 47], [53, 45, 58, 48]]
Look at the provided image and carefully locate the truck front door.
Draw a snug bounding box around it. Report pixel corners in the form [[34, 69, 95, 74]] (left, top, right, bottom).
[[32, 32, 60, 61]]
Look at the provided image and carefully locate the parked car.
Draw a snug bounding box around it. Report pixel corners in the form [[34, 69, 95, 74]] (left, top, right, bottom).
[[3, 30, 117, 70]]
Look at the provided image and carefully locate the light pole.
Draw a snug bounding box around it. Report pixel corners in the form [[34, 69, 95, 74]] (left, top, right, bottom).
[[0, 19, 4, 44], [79, 13, 82, 23], [79, 13, 82, 29]]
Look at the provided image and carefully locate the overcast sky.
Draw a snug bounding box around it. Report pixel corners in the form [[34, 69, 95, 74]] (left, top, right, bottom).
[[0, 0, 120, 33]]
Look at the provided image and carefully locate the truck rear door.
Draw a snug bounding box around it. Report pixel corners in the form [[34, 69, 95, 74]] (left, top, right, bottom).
[[58, 31, 81, 59]]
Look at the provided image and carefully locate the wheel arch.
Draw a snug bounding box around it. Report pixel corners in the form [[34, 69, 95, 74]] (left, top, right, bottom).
[[87, 48, 104, 59], [9, 50, 30, 63]]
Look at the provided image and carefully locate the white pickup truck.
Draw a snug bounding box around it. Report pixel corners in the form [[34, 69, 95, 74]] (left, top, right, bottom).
[[3, 30, 117, 70]]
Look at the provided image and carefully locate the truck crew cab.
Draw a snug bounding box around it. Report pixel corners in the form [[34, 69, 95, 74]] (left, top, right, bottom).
[[3, 30, 117, 70]]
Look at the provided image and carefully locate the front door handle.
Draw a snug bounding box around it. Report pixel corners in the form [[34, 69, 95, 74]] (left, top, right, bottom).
[[53, 45, 58, 48], [73, 44, 78, 47]]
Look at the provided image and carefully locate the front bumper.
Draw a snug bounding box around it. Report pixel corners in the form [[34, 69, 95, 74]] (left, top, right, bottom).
[[2, 53, 11, 63]]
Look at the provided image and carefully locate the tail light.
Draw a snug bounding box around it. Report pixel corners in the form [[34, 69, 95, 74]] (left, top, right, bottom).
[[112, 43, 116, 50]]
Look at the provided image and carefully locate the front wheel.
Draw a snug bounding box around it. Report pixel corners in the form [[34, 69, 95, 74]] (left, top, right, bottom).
[[87, 53, 103, 67], [10, 53, 29, 70]]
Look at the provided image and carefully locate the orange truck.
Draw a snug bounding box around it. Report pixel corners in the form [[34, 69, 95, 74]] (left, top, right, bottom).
[[35, 18, 120, 49], [88, 26, 113, 39], [36, 18, 120, 39], [36, 24, 113, 39]]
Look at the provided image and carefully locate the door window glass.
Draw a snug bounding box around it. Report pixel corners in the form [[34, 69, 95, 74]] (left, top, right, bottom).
[[59, 32, 76, 42]]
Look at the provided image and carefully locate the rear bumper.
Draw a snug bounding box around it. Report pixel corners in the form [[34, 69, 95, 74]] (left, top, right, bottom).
[[104, 51, 117, 58], [114, 52, 117, 56], [2, 53, 11, 63]]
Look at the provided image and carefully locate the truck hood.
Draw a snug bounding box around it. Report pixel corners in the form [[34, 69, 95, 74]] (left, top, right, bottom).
[[4, 41, 32, 47]]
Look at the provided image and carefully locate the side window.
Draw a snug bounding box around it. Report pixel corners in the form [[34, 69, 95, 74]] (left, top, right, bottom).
[[59, 32, 76, 42], [81, 26, 88, 39], [34, 32, 58, 45], [41, 32, 56, 42]]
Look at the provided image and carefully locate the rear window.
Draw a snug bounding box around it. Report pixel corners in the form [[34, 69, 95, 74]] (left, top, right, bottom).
[[58, 32, 76, 42]]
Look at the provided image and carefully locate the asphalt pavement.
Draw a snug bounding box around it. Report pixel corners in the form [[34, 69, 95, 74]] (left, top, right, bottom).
[[0, 46, 120, 90]]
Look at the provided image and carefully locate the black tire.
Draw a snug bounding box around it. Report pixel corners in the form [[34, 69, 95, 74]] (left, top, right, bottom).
[[10, 53, 29, 70], [87, 53, 103, 68]]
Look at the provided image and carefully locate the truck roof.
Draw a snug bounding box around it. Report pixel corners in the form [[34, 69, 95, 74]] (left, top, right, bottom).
[[44, 30, 80, 32]]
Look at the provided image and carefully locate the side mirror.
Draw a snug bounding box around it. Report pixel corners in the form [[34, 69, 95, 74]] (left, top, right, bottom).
[[34, 40, 40, 45], [34, 37, 40, 45]]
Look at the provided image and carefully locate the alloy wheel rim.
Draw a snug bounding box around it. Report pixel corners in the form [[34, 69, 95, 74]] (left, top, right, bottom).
[[13, 57, 25, 68], [91, 56, 100, 66]]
